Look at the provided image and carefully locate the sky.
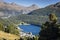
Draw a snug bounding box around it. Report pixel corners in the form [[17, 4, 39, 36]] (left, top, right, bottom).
[[1, 0, 60, 8]]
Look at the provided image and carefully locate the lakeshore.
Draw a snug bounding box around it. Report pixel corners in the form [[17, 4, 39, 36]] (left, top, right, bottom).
[[17, 24, 40, 37]]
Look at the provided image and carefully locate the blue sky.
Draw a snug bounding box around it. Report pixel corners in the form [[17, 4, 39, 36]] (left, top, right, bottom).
[[4, 0, 60, 8]]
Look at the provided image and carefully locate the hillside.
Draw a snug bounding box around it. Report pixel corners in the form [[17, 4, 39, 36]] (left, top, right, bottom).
[[0, 18, 20, 36], [28, 2, 60, 17], [9, 2, 60, 26], [0, 2, 40, 17], [0, 31, 19, 40]]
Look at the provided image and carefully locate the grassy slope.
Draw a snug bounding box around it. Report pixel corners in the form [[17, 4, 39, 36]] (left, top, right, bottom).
[[0, 31, 20, 40]]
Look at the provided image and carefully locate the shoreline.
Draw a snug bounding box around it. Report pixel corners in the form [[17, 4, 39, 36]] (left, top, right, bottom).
[[16, 22, 40, 37]]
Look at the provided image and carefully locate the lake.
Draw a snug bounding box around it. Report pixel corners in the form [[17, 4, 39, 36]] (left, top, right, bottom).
[[19, 25, 40, 35]]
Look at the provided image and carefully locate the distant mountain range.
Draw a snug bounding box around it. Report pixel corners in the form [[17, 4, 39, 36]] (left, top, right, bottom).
[[28, 2, 60, 17], [0, 2, 40, 17], [11, 2, 60, 25]]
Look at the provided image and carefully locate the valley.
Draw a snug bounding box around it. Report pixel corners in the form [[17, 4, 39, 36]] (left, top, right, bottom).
[[0, 1, 60, 40]]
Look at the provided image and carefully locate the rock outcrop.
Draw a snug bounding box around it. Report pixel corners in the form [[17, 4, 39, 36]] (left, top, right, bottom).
[[0, 2, 40, 17]]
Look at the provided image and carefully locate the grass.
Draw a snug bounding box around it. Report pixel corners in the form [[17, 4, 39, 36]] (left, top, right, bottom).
[[0, 31, 20, 40]]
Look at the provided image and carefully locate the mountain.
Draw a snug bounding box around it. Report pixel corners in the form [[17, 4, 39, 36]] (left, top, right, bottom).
[[27, 4, 40, 10], [28, 2, 60, 17], [48, 2, 60, 8], [0, 2, 40, 17], [10, 2, 60, 25]]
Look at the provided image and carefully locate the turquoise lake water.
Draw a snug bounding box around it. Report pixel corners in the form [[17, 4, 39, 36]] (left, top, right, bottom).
[[19, 25, 40, 35]]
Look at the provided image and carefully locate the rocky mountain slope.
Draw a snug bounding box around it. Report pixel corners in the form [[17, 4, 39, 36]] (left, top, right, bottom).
[[11, 2, 60, 25], [28, 2, 60, 17], [0, 2, 40, 17]]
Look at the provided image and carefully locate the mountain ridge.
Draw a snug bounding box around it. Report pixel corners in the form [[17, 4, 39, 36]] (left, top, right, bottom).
[[0, 2, 40, 17], [28, 2, 60, 17]]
